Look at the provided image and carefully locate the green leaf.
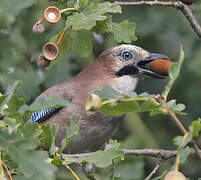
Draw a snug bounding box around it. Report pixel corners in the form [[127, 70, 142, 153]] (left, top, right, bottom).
[[140, 98, 160, 112], [189, 119, 201, 138], [0, 81, 21, 111], [85, 150, 124, 168], [64, 139, 123, 168], [100, 101, 140, 116], [64, 149, 124, 168], [67, 12, 102, 30], [14, 175, 41, 180], [20, 95, 71, 112], [49, 29, 71, 61], [166, 99, 185, 113], [174, 133, 192, 147], [93, 86, 121, 99], [93, 20, 109, 34], [138, 92, 153, 98], [51, 156, 63, 166], [0, 118, 20, 134], [114, 159, 144, 180], [0, 0, 35, 16], [61, 118, 80, 149], [67, 2, 121, 30], [20, 121, 42, 138], [150, 109, 167, 116], [0, 94, 7, 112], [6, 94, 25, 113], [152, 170, 168, 180], [162, 47, 184, 100], [180, 146, 192, 164], [71, 30, 93, 57], [108, 139, 121, 149], [40, 125, 58, 155], [108, 20, 137, 43], [0, 129, 57, 180]]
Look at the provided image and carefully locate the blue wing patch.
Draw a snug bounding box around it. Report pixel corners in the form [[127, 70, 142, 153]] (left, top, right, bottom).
[[30, 107, 57, 123]]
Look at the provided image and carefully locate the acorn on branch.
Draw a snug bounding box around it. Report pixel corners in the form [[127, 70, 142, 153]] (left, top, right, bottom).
[[37, 53, 51, 68], [32, 23, 45, 33], [164, 171, 186, 180]]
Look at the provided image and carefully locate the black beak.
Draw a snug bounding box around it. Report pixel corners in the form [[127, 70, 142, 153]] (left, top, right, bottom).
[[136, 53, 170, 79]]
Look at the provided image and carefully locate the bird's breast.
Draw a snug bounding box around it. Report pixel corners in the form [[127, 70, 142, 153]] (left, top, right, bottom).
[[111, 76, 138, 95]]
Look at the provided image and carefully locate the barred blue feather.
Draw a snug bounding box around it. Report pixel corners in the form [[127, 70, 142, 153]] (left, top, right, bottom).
[[30, 107, 57, 123]]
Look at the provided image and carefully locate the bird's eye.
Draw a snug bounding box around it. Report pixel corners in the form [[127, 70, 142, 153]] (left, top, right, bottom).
[[122, 51, 133, 60]]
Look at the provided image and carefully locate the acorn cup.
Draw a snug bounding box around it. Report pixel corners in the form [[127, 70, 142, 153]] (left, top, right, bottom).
[[44, 6, 61, 23], [43, 42, 59, 60], [42, 29, 67, 60]]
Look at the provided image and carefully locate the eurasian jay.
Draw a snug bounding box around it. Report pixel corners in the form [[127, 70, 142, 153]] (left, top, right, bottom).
[[30, 45, 169, 154]]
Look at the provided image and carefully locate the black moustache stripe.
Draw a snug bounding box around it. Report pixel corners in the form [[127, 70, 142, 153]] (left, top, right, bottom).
[[115, 65, 138, 76]]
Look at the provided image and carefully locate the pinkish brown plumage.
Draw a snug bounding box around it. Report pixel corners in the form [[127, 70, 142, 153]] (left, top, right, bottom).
[[34, 45, 169, 153]]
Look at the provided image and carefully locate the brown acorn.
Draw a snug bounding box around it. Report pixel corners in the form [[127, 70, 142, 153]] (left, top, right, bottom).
[[180, 0, 193, 5], [37, 53, 51, 68], [43, 42, 59, 60], [164, 171, 186, 180], [44, 6, 61, 23], [33, 23, 45, 33], [149, 59, 173, 76]]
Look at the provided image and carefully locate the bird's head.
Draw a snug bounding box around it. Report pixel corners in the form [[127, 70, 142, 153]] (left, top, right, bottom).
[[93, 44, 170, 94], [98, 44, 169, 79], [75, 44, 170, 95]]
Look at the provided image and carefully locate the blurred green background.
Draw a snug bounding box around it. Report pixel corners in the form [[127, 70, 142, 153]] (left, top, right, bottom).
[[0, 0, 201, 179]]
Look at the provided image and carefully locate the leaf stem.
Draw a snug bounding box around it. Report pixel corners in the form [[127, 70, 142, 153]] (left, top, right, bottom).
[[56, 29, 67, 46], [174, 133, 189, 171], [154, 94, 201, 161], [101, 97, 149, 106], [164, 104, 187, 134], [0, 150, 5, 177], [2, 161, 13, 180], [36, 17, 46, 25], [60, 8, 77, 13], [64, 164, 81, 180]]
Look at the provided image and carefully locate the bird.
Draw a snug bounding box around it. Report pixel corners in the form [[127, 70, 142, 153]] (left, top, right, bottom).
[[30, 44, 169, 154]]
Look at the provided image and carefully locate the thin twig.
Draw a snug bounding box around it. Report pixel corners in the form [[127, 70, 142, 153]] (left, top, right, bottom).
[[193, 142, 201, 160], [164, 105, 201, 160], [123, 149, 177, 159], [145, 158, 166, 180], [113, 1, 201, 38], [164, 105, 187, 134], [2, 161, 13, 180], [62, 148, 180, 159], [154, 94, 201, 161]]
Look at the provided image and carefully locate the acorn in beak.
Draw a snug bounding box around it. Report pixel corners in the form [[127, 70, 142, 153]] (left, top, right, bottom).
[[136, 53, 172, 79]]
